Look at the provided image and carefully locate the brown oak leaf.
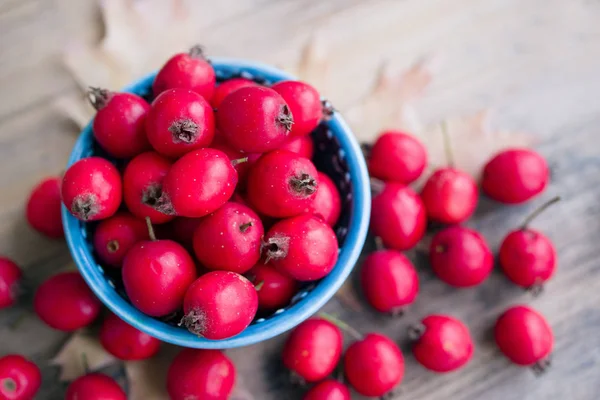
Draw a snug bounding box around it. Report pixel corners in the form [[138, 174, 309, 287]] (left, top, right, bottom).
[[51, 332, 117, 381]]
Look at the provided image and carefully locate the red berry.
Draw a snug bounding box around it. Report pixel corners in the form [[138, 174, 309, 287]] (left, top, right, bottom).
[[263, 215, 339, 281], [282, 318, 343, 382], [368, 131, 427, 184], [161, 148, 237, 218], [217, 86, 292, 152], [303, 380, 351, 400], [211, 78, 257, 108], [271, 80, 322, 137], [420, 168, 478, 224], [192, 202, 263, 273], [371, 183, 427, 250], [0, 354, 41, 400], [246, 261, 298, 310], [99, 313, 160, 360], [153, 46, 216, 101], [167, 217, 203, 249], [210, 133, 261, 188], [344, 333, 404, 397], [279, 135, 314, 159], [429, 226, 493, 287], [482, 148, 549, 204], [360, 250, 419, 314], [146, 88, 215, 158], [123, 152, 174, 224], [65, 373, 126, 400], [122, 238, 196, 317], [411, 315, 473, 373], [61, 157, 122, 221], [25, 177, 64, 238], [500, 230, 556, 289], [0, 258, 22, 309], [34, 271, 101, 331], [181, 271, 258, 339], [306, 172, 341, 227], [93, 212, 149, 267], [495, 305, 553, 368], [88, 88, 151, 158], [247, 150, 318, 218], [167, 349, 235, 400]]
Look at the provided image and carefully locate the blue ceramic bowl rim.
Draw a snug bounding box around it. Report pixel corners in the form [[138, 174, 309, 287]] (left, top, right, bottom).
[[62, 57, 371, 349]]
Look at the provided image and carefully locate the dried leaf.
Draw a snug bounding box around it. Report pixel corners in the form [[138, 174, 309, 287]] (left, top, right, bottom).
[[124, 347, 176, 400], [51, 332, 117, 381]]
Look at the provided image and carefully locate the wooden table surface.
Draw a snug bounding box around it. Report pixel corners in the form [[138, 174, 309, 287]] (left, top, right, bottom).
[[1, 0, 600, 399]]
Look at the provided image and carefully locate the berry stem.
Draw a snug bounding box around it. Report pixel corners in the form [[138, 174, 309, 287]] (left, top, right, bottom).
[[321, 99, 335, 119], [440, 120, 454, 168], [520, 196, 561, 230], [231, 157, 249, 167], [407, 323, 426, 341], [370, 178, 385, 195], [81, 352, 90, 374], [318, 312, 363, 340], [188, 45, 206, 59], [254, 280, 265, 291], [374, 236, 385, 251], [277, 105, 294, 132], [87, 87, 111, 110], [239, 221, 253, 233], [1, 377, 16, 393], [145, 217, 157, 242]]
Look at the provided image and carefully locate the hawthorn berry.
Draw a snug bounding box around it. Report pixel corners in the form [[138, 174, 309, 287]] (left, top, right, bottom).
[[279, 135, 314, 159], [368, 131, 427, 184], [246, 261, 298, 311], [25, 177, 64, 238], [420, 167, 478, 224], [93, 212, 149, 267], [211, 78, 257, 108], [271, 80, 322, 137], [306, 172, 341, 227], [0, 354, 41, 400], [0, 257, 22, 309], [303, 380, 351, 400], [99, 313, 160, 360], [65, 373, 126, 400]]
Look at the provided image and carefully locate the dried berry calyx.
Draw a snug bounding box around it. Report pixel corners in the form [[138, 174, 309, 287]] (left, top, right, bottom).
[[142, 185, 175, 215], [188, 45, 207, 60], [169, 119, 199, 143], [180, 309, 206, 337], [277, 105, 294, 132], [290, 173, 317, 196], [87, 87, 112, 110], [262, 235, 290, 263], [71, 195, 99, 221]]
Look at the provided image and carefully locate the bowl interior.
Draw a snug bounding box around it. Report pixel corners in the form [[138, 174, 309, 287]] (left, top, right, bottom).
[[62, 58, 371, 348]]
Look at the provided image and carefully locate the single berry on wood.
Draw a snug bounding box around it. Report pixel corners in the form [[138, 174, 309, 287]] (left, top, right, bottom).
[[0, 354, 41, 400], [368, 130, 427, 184], [99, 313, 160, 361], [65, 373, 126, 400], [25, 177, 64, 238], [211, 78, 258, 108], [279, 135, 314, 159], [305, 172, 341, 227], [246, 261, 298, 311], [0, 257, 22, 309], [303, 379, 351, 400], [93, 212, 149, 268], [271, 80, 322, 137]]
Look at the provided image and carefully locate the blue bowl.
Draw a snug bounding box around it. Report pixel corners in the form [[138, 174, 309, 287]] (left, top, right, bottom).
[[62, 58, 371, 348]]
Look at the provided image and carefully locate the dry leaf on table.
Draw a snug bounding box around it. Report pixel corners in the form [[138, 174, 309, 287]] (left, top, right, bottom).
[[124, 345, 179, 400], [51, 332, 117, 381]]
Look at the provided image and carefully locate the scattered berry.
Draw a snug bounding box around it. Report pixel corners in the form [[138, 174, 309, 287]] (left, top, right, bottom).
[[65, 373, 126, 400], [217, 86, 292, 152], [303, 380, 351, 400], [61, 157, 122, 221], [25, 177, 64, 238], [0, 354, 41, 400], [271, 80, 322, 137], [167, 349, 235, 400], [34, 271, 101, 331], [263, 215, 339, 281], [0, 257, 22, 309], [482, 148, 549, 204], [306, 172, 341, 227], [371, 183, 427, 250], [93, 212, 149, 267], [420, 167, 478, 224], [211, 78, 258, 108], [411, 315, 473, 373], [360, 250, 419, 314], [344, 333, 404, 397], [181, 271, 258, 339], [279, 135, 314, 159], [246, 261, 298, 311], [193, 202, 263, 273], [429, 226, 493, 287], [153, 45, 216, 101], [88, 88, 151, 158], [368, 131, 427, 184], [99, 313, 161, 360], [282, 318, 343, 383]]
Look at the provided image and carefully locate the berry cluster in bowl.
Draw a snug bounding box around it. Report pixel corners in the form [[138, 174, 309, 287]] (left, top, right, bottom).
[[62, 47, 370, 348]]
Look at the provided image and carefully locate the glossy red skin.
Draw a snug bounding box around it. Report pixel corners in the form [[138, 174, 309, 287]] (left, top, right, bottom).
[[0, 355, 41, 400], [93, 212, 149, 267], [494, 305, 553, 366], [482, 148, 549, 204], [247, 262, 298, 310], [25, 177, 64, 238], [272, 80, 322, 137], [210, 133, 261, 188], [122, 240, 197, 317], [303, 380, 351, 400], [92, 92, 151, 158], [279, 135, 314, 159], [217, 86, 292, 152], [162, 148, 237, 218], [146, 89, 215, 158], [65, 373, 126, 400], [211, 78, 258, 108], [499, 229, 556, 288], [168, 217, 203, 249], [193, 202, 263, 273], [247, 150, 319, 218], [0, 258, 22, 309], [360, 250, 419, 313], [282, 318, 343, 382], [344, 333, 404, 397], [61, 157, 122, 222], [99, 313, 160, 360], [167, 349, 235, 400], [123, 152, 174, 224], [182, 271, 258, 339], [34, 271, 101, 331], [371, 183, 427, 250], [420, 167, 478, 224], [412, 315, 474, 373], [306, 172, 341, 227], [429, 226, 493, 287], [368, 131, 427, 184], [153, 51, 216, 101], [265, 215, 339, 281]]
